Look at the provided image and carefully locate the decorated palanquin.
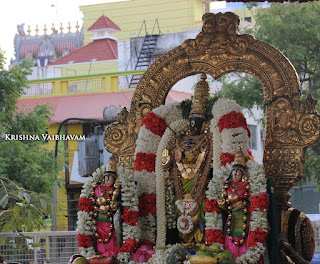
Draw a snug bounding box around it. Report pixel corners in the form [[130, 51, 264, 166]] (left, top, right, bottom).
[[74, 12, 320, 264]]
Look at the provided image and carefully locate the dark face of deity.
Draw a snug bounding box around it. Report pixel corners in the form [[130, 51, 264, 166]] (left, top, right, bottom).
[[189, 116, 205, 136], [104, 172, 115, 186], [231, 168, 243, 182]]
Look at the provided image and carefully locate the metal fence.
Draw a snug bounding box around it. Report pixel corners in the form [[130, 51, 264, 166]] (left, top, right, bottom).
[[68, 78, 102, 93], [0, 231, 78, 264], [23, 83, 53, 97]]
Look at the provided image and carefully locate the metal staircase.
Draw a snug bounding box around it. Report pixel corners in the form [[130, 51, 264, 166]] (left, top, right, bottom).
[[127, 19, 161, 88]]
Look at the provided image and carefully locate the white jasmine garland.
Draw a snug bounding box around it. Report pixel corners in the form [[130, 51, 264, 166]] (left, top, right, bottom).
[[76, 211, 94, 236], [220, 127, 249, 154], [212, 98, 243, 121], [134, 170, 156, 196], [210, 117, 222, 171], [122, 224, 141, 241], [177, 215, 194, 234], [139, 214, 157, 242], [175, 199, 197, 215], [147, 246, 175, 264], [205, 212, 223, 230], [117, 252, 131, 264], [118, 166, 140, 242], [134, 125, 162, 156], [155, 118, 189, 247], [153, 102, 181, 125]]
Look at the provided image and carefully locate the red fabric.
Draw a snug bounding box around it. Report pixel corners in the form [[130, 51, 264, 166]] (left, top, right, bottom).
[[139, 193, 156, 216], [218, 111, 250, 137], [120, 238, 138, 253], [248, 228, 268, 247], [134, 153, 156, 172], [250, 193, 270, 213], [121, 208, 139, 226], [96, 221, 120, 257], [205, 199, 220, 214], [205, 229, 225, 244], [78, 197, 94, 213], [77, 234, 93, 248], [140, 112, 168, 137]]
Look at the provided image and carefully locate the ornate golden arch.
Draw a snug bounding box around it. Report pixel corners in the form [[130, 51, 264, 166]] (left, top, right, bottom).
[[105, 12, 320, 222]]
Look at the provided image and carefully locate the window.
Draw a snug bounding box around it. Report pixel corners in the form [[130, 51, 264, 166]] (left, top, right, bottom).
[[248, 125, 257, 150], [244, 17, 252, 23]]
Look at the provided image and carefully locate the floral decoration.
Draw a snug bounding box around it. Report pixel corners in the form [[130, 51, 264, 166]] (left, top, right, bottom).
[[205, 229, 225, 244], [205, 199, 220, 214], [77, 166, 106, 258], [249, 193, 270, 213], [120, 238, 138, 253], [121, 208, 139, 226], [139, 193, 156, 217], [77, 234, 93, 248], [78, 197, 94, 213]]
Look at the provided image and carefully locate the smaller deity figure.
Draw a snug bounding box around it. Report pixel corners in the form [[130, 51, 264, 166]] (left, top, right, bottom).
[[218, 148, 262, 262], [93, 155, 120, 257]]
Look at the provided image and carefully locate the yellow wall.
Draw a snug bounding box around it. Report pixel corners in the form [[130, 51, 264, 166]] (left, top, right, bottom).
[[46, 124, 83, 230], [235, 7, 257, 25], [80, 0, 203, 44], [52, 60, 119, 77]]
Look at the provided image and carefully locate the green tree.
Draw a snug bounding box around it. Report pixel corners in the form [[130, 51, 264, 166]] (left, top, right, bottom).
[[217, 2, 320, 185], [255, 2, 320, 97], [0, 50, 62, 233]]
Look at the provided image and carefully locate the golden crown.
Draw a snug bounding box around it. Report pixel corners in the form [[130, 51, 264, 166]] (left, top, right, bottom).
[[106, 155, 118, 173], [189, 73, 210, 119], [233, 147, 246, 168]]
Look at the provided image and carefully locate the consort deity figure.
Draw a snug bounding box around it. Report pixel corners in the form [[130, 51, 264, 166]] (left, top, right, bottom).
[[93, 155, 120, 257], [218, 149, 262, 262]]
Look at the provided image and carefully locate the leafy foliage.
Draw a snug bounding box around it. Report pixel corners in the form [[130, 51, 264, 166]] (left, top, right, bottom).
[[0, 51, 62, 234], [255, 2, 320, 97], [215, 74, 264, 110], [0, 177, 53, 233]]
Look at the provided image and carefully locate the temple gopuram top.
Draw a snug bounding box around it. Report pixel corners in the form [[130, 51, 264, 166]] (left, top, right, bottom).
[[11, 22, 83, 66]]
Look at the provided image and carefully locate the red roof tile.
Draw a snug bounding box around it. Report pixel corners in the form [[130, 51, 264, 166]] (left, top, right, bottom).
[[17, 90, 192, 124], [49, 38, 117, 65], [88, 15, 120, 32]]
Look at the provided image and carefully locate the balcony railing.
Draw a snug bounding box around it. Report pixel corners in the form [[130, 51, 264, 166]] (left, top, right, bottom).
[[0, 231, 78, 264], [23, 70, 146, 97]]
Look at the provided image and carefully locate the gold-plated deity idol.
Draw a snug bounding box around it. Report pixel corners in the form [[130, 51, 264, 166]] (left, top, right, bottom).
[[162, 74, 213, 247]]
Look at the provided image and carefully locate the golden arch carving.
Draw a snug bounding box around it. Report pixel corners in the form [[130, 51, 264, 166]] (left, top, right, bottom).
[[104, 12, 320, 218]]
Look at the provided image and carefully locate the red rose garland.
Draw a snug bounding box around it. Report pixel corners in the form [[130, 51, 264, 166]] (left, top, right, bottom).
[[248, 228, 268, 248], [77, 234, 93, 248], [134, 153, 157, 173], [139, 193, 156, 217], [249, 193, 270, 213], [120, 238, 138, 253], [218, 111, 250, 137], [121, 208, 139, 226], [78, 197, 94, 213], [205, 229, 225, 244], [205, 199, 220, 214]]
